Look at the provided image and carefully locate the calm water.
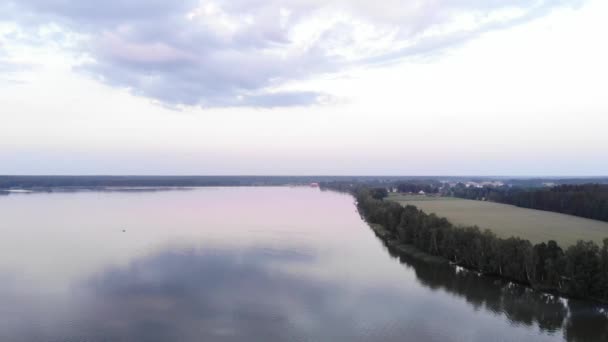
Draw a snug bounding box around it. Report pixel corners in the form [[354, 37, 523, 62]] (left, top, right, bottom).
[[0, 187, 606, 341]]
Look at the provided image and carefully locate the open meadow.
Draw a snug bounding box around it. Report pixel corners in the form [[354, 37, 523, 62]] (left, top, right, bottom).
[[387, 193, 608, 247]]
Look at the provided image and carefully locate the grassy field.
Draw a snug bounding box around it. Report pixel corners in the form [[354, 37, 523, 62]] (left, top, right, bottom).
[[387, 193, 608, 247]]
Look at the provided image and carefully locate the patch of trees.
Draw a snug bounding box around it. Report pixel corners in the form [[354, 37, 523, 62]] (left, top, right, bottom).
[[507, 178, 608, 187], [370, 187, 389, 200], [395, 182, 441, 194], [353, 187, 608, 302], [451, 184, 608, 222]]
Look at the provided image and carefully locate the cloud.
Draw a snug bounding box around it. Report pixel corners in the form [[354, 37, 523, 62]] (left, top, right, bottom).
[[0, 46, 32, 75], [0, 59, 15, 73], [3, 0, 583, 108]]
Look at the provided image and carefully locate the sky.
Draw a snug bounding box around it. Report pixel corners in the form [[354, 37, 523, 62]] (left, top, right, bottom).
[[0, 0, 607, 176]]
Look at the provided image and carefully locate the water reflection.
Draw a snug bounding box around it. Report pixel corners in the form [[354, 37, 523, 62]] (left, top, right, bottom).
[[1, 188, 607, 341], [4, 243, 605, 342], [0, 247, 426, 342], [384, 240, 608, 341], [79, 249, 327, 342]]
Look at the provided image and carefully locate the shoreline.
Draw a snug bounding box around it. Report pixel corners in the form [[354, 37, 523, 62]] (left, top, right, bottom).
[[368, 223, 449, 265], [365, 219, 608, 306]]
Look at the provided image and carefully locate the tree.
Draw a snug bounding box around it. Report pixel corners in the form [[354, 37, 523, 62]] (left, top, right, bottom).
[[370, 187, 389, 200], [564, 241, 601, 298]]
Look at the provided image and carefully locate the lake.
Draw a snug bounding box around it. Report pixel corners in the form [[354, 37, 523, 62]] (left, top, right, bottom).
[[0, 187, 606, 341]]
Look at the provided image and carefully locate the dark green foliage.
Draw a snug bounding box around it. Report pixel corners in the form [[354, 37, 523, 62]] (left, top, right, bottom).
[[564, 241, 602, 298], [370, 187, 389, 200], [532, 241, 565, 290], [395, 182, 440, 194], [351, 186, 608, 302]]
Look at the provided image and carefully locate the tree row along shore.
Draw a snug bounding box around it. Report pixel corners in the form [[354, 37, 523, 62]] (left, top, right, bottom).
[[322, 183, 608, 303]]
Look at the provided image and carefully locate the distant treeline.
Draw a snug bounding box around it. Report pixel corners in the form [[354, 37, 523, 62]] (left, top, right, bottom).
[[451, 184, 608, 222], [0, 175, 402, 189], [2, 175, 608, 190], [323, 182, 608, 302], [322, 180, 443, 194], [394, 181, 441, 194], [0, 175, 474, 189]]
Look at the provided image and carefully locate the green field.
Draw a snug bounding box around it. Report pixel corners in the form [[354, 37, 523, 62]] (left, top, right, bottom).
[[387, 193, 608, 247]]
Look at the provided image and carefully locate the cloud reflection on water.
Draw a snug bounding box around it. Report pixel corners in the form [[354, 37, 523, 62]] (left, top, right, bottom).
[[2, 241, 607, 342]]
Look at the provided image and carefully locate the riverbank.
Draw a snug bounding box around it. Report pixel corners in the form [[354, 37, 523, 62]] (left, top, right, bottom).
[[364, 210, 604, 306], [368, 223, 448, 265], [336, 185, 608, 304]]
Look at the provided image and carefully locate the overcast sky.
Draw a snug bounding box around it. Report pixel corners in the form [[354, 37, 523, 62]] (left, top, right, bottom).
[[1, 0, 606, 175]]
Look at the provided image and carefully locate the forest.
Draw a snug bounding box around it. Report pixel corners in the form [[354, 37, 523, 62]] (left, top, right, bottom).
[[323, 182, 608, 302], [450, 184, 608, 222]]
